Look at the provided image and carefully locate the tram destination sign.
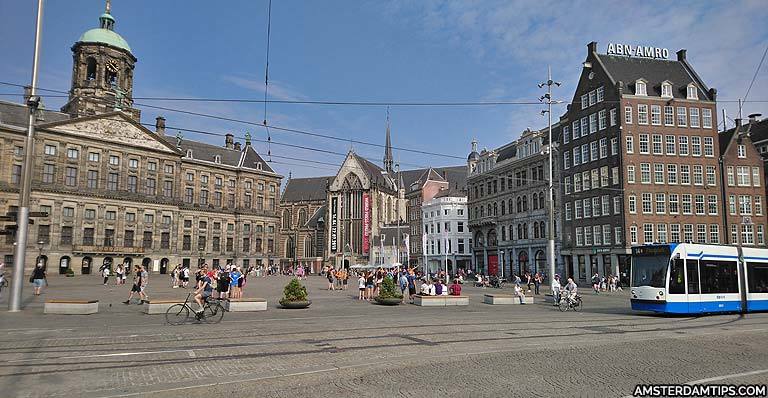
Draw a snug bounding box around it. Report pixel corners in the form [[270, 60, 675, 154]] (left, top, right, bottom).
[[606, 43, 669, 59], [632, 245, 671, 257]]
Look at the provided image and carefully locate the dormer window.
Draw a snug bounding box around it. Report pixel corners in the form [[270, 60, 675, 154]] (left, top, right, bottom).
[[687, 84, 698, 100], [661, 82, 673, 98], [186, 149, 193, 158], [635, 80, 647, 96], [256, 162, 263, 170], [214, 155, 221, 164]]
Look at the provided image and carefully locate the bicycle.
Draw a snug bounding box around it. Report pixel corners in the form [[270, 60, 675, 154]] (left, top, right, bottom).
[[165, 293, 225, 325], [558, 292, 583, 312]]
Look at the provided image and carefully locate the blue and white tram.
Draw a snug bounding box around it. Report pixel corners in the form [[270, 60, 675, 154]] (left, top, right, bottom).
[[630, 243, 768, 314]]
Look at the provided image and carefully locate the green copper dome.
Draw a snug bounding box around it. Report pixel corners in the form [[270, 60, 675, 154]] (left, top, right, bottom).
[[77, 2, 131, 54], [78, 28, 132, 53]]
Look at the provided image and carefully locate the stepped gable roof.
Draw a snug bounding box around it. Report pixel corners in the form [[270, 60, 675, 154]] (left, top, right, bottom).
[[282, 176, 332, 203], [595, 53, 712, 101]]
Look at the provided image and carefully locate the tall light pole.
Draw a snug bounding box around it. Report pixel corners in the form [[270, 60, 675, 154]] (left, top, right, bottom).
[[539, 66, 560, 286], [9, 0, 44, 312]]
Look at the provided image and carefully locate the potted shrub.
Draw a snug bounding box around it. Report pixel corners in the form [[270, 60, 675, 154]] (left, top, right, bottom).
[[374, 276, 403, 305], [65, 269, 75, 277], [279, 278, 311, 309]]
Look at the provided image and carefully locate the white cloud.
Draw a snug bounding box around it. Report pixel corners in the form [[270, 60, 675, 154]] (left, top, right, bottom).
[[221, 75, 308, 102]]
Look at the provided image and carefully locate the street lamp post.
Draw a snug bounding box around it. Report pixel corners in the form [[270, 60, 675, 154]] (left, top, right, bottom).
[[9, 0, 44, 312], [539, 66, 561, 286]]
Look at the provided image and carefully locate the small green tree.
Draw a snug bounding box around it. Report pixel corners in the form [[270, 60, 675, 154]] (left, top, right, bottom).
[[280, 278, 308, 304], [377, 276, 402, 299]]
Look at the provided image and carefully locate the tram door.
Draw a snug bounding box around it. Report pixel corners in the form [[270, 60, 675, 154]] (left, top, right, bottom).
[[686, 259, 702, 313], [668, 258, 687, 312]]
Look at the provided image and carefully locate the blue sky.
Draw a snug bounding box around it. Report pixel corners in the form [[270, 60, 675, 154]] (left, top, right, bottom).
[[1, 0, 767, 179]]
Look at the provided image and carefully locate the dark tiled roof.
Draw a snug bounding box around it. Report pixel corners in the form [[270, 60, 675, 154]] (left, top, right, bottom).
[[160, 136, 274, 172], [0, 100, 70, 127], [242, 145, 273, 172], [282, 177, 332, 202], [721, 118, 768, 156], [402, 165, 466, 192], [744, 118, 768, 144], [596, 54, 712, 100], [496, 143, 517, 162], [306, 205, 326, 228]]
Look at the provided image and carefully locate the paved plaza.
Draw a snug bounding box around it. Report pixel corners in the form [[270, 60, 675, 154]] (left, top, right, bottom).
[[0, 274, 767, 398]]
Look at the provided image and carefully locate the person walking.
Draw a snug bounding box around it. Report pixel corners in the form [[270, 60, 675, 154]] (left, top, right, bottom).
[[101, 265, 110, 286], [124, 265, 147, 304], [551, 274, 562, 306], [327, 267, 335, 291], [591, 273, 600, 294], [398, 272, 408, 303], [230, 267, 242, 299], [533, 272, 542, 295], [357, 272, 366, 300], [30, 263, 47, 296], [115, 264, 124, 286]]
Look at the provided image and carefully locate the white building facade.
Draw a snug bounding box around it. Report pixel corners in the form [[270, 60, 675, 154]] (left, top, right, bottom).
[[422, 190, 472, 275]]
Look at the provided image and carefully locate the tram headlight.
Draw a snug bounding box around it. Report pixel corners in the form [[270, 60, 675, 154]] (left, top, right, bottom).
[[631, 290, 636, 295], [658, 291, 664, 296]]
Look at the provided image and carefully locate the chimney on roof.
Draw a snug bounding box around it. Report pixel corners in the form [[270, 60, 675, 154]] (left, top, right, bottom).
[[587, 41, 597, 55], [155, 116, 166, 136], [225, 133, 234, 149], [676, 49, 687, 62], [749, 113, 762, 124], [735, 118, 743, 128], [234, 142, 241, 151]]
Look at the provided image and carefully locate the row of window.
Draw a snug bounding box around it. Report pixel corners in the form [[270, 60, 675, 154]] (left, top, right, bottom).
[[634, 81, 698, 100], [625, 105, 712, 128], [563, 137, 619, 168], [626, 134, 715, 157], [424, 221, 466, 234], [423, 208, 465, 218], [470, 165, 545, 200], [627, 193, 724, 216], [574, 225, 622, 247], [425, 238, 469, 255], [563, 166, 620, 195], [471, 191, 553, 219], [727, 166, 762, 187], [34, 225, 277, 252], [564, 195, 622, 220], [626, 223, 765, 246], [626, 163, 718, 186], [580, 86, 605, 110], [563, 107, 616, 144]]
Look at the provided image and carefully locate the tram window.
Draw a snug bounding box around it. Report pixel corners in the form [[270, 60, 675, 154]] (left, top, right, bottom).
[[687, 260, 700, 294], [669, 258, 686, 294], [747, 263, 768, 293], [699, 260, 738, 294]]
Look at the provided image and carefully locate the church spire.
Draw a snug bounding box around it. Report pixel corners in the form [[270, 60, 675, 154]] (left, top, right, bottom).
[[384, 108, 393, 173]]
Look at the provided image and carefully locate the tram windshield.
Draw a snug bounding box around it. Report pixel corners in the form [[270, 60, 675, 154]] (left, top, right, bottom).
[[631, 255, 668, 288]]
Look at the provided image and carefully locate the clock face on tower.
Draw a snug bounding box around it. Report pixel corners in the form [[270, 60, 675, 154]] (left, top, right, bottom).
[[106, 59, 119, 73]]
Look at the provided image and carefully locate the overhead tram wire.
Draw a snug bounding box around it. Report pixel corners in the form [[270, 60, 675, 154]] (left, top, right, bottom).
[[1, 81, 767, 106], [742, 43, 768, 114]]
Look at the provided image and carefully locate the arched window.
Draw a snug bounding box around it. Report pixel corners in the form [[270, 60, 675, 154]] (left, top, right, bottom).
[[540, 221, 546, 238], [487, 230, 497, 246], [500, 200, 506, 216], [523, 223, 528, 239], [486, 204, 491, 217], [517, 224, 523, 240], [535, 250, 546, 273], [285, 236, 295, 258], [86, 57, 97, 81], [516, 197, 522, 213], [539, 191, 545, 209], [480, 206, 484, 217], [501, 226, 506, 241], [518, 250, 529, 274], [186, 149, 193, 158], [509, 200, 514, 214], [533, 222, 539, 239], [214, 155, 221, 164], [475, 207, 479, 219], [282, 209, 291, 230], [532, 193, 538, 210], [475, 231, 485, 247], [105, 62, 118, 87], [298, 208, 307, 227], [493, 202, 498, 216], [523, 196, 528, 211]]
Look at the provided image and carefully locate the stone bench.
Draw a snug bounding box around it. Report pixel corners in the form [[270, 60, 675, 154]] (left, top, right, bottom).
[[143, 299, 184, 315], [483, 294, 534, 305], [413, 295, 469, 306], [225, 298, 267, 312], [44, 300, 99, 315]]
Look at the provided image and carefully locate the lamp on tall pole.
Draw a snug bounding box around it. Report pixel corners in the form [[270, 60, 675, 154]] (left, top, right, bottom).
[[9, 0, 44, 312], [539, 66, 561, 286]]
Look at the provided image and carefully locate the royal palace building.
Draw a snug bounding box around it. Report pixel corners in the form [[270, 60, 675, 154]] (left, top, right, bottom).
[[0, 3, 281, 274]]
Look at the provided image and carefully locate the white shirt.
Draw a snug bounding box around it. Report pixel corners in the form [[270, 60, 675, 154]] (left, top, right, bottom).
[[552, 279, 561, 291], [428, 284, 436, 296], [420, 283, 430, 295], [358, 277, 365, 289], [440, 284, 448, 296]]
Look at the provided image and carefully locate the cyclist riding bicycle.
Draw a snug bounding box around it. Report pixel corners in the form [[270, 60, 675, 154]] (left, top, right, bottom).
[[194, 266, 214, 315], [563, 277, 578, 303]]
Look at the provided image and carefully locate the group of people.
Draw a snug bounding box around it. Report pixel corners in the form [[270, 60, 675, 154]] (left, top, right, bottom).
[[550, 274, 579, 305], [194, 263, 248, 300], [324, 266, 350, 291], [99, 263, 128, 286], [591, 273, 623, 294]]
